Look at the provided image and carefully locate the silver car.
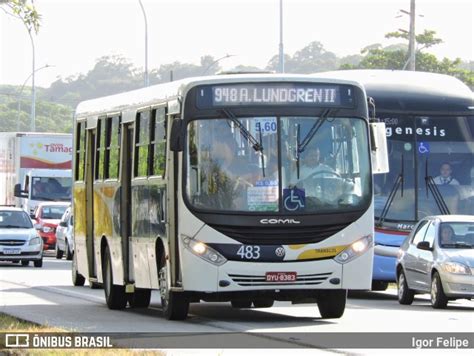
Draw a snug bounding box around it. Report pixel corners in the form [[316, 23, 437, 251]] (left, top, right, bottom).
[[396, 215, 474, 308], [55, 207, 74, 260], [0, 207, 43, 267]]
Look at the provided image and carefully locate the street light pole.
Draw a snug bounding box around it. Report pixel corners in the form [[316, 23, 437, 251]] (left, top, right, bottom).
[[27, 29, 37, 131], [138, 0, 149, 86], [408, 0, 416, 71], [278, 0, 284, 73], [202, 54, 235, 75], [17, 64, 53, 131]]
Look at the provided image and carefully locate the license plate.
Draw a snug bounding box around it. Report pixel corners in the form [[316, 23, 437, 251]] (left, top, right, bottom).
[[266, 272, 297, 282], [4, 248, 21, 255]]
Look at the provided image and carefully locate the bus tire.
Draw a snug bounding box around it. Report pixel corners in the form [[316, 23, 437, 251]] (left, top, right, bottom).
[[431, 272, 448, 309], [103, 246, 127, 310], [72, 254, 85, 286], [317, 290, 347, 319], [253, 299, 274, 308], [129, 288, 151, 308], [371, 281, 389, 291], [231, 300, 252, 308], [159, 255, 189, 320], [397, 269, 414, 305]]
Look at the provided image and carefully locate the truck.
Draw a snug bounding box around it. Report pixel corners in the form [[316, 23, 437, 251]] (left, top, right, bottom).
[[0, 132, 73, 214]]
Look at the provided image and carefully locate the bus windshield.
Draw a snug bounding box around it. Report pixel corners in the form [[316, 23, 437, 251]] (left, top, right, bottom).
[[186, 116, 371, 214], [374, 115, 474, 224]]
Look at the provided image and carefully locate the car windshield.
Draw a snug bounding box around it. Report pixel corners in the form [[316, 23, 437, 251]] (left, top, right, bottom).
[[41, 206, 68, 220], [0, 211, 33, 229], [31, 176, 72, 201], [438, 222, 474, 249], [186, 116, 371, 214]]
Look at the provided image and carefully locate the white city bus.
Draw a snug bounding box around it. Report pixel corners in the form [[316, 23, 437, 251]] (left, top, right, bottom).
[[72, 74, 387, 320]]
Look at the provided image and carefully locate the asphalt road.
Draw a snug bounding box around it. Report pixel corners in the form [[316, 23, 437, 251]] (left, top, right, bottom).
[[1, 255, 473, 352]]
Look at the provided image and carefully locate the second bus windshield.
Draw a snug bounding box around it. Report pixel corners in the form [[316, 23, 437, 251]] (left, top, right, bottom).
[[186, 116, 370, 214]]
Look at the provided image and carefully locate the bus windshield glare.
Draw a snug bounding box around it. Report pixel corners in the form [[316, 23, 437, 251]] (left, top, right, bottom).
[[186, 116, 371, 214]]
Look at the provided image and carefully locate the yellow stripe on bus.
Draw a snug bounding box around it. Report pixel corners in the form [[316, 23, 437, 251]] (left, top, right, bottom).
[[297, 245, 347, 260]]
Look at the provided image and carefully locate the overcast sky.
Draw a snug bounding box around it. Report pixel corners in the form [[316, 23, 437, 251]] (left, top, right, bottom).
[[0, 0, 472, 88]]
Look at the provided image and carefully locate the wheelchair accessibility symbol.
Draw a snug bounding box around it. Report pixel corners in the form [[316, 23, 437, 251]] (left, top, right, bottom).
[[283, 188, 305, 211], [418, 142, 430, 154]]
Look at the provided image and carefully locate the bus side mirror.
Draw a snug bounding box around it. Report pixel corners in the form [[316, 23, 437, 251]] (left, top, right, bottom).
[[14, 184, 27, 198], [170, 119, 184, 152], [370, 122, 389, 174]]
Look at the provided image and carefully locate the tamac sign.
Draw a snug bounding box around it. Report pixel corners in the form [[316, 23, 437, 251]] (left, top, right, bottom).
[[20, 136, 73, 169]]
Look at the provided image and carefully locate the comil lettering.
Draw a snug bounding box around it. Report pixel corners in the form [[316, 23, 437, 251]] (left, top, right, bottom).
[[260, 218, 301, 224]]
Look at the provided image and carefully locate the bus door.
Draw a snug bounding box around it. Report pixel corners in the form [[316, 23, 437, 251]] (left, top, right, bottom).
[[85, 128, 97, 278], [120, 123, 134, 284]]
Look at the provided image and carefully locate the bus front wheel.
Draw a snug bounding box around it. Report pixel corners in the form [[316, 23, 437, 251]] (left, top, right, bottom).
[[103, 246, 127, 310], [159, 256, 189, 320], [317, 290, 347, 319]]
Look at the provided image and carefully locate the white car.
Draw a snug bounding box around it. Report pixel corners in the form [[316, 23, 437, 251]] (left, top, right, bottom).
[[55, 207, 74, 260], [0, 207, 43, 267]]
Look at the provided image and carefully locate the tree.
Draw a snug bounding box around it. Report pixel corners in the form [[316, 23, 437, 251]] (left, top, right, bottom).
[[0, 0, 41, 33]]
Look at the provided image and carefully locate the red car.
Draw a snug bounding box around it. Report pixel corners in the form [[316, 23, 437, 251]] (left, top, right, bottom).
[[33, 202, 70, 250]]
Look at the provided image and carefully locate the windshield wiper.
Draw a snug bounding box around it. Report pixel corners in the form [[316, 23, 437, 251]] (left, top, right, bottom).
[[295, 109, 332, 180], [221, 109, 265, 177], [424, 158, 450, 215], [377, 154, 405, 227]]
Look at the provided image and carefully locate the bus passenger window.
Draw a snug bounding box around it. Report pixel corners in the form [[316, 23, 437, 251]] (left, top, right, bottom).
[[75, 121, 86, 181], [106, 116, 121, 179], [135, 110, 151, 177], [151, 107, 166, 176], [96, 118, 106, 180]]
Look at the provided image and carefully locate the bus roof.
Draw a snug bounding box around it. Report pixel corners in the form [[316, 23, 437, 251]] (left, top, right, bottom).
[[315, 70, 474, 114], [74, 73, 364, 119]]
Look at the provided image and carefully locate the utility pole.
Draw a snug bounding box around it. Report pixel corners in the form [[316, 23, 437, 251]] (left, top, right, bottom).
[[278, 0, 284, 73], [407, 0, 416, 71]]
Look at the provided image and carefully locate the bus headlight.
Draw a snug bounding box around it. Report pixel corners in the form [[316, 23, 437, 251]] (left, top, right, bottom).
[[182, 236, 227, 266], [335, 235, 373, 264]]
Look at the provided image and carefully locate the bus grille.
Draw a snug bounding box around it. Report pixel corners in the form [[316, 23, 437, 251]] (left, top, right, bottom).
[[0, 240, 26, 246], [209, 223, 349, 245], [228, 272, 332, 287]]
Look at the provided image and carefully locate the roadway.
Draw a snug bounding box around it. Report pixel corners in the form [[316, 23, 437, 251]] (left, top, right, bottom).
[[1, 255, 473, 352]]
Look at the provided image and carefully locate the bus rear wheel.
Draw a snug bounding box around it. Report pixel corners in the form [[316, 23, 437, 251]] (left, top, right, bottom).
[[317, 290, 347, 319], [159, 256, 189, 320], [103, 246, 127, 310]]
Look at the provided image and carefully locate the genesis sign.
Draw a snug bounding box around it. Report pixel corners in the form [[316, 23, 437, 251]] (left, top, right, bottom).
[[196, 83, 355, 108]]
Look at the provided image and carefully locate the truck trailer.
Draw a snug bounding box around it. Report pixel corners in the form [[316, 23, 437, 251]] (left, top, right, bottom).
[[0, 132, 73, 214]]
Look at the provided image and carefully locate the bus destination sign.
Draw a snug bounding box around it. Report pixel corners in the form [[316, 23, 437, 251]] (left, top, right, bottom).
[[196, 83, 355, 108]]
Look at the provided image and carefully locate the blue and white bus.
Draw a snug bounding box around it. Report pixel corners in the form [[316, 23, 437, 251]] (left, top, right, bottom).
[[319, 70, 474, 290]]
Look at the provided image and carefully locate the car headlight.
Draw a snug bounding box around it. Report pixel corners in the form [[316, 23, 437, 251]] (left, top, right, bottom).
[[335, 235, 373, 264], [42, 226, 53, 233], [442, 262, 472, 275], [182, 235, 227, 266], [29, 237, 41, 246]]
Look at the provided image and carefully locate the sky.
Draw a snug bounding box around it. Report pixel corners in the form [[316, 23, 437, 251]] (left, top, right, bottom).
[[0, 0, 473, 88]]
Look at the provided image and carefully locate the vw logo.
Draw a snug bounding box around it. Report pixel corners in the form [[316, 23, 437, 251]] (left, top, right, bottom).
[[275, 247, 285, 257]]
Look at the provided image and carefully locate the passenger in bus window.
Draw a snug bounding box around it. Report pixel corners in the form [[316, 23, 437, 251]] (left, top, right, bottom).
[[433, 162, 460, 185]]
